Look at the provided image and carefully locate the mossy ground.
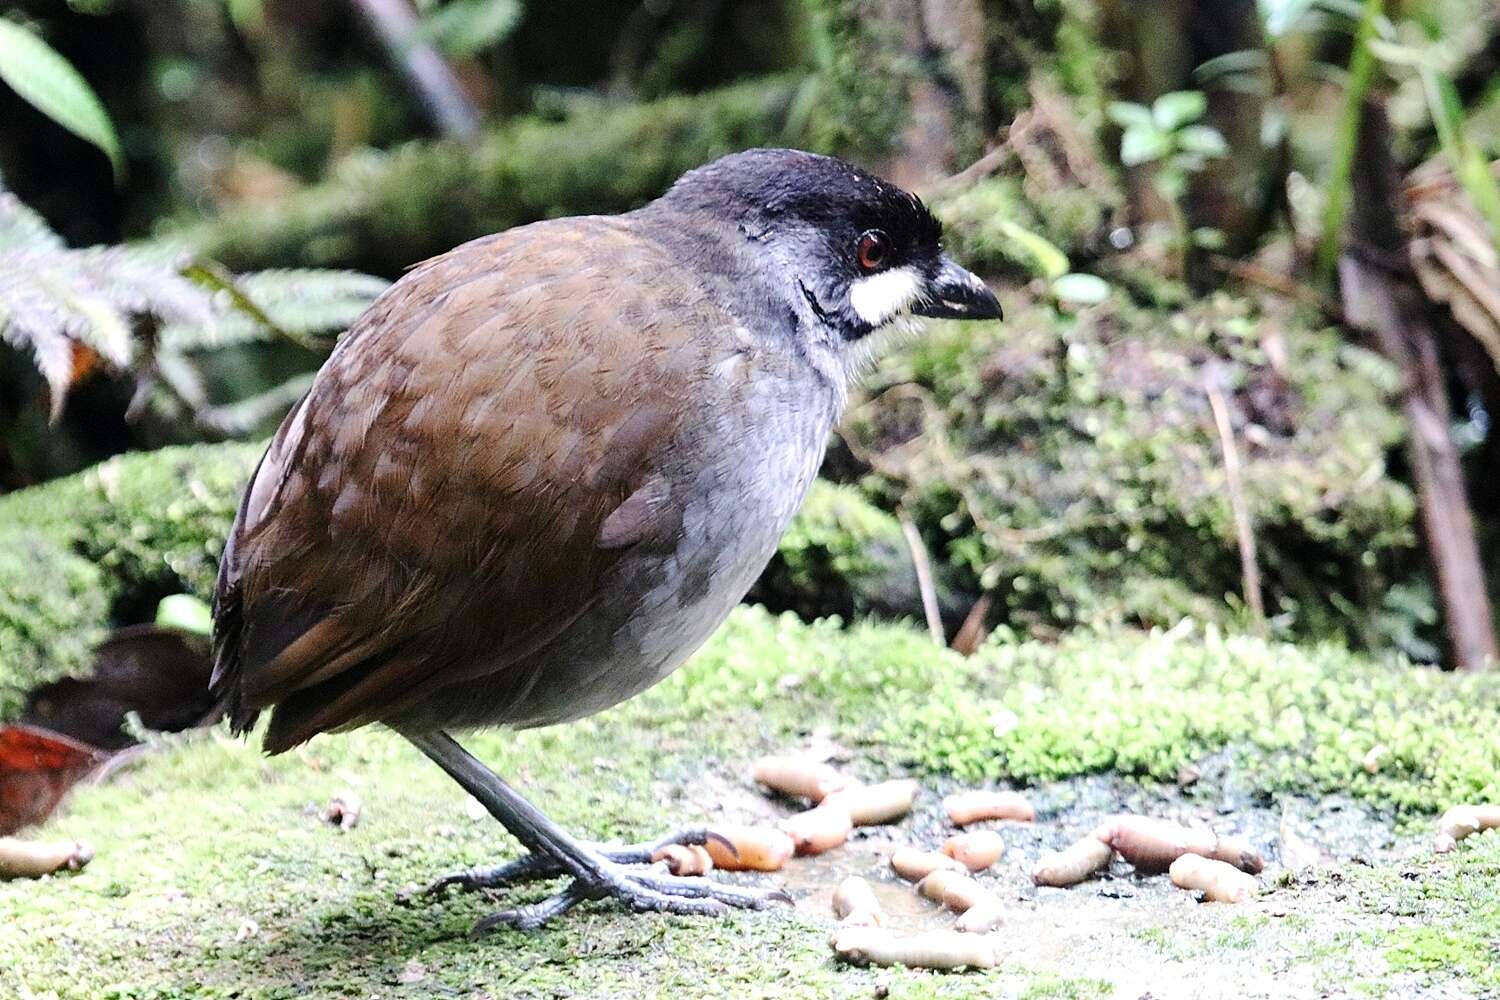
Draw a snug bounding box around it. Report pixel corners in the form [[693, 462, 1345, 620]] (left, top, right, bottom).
[[4, 608, 1498, 999]]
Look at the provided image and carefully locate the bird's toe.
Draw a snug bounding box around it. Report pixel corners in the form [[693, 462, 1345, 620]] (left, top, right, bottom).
[[465, 860, 789, 932]]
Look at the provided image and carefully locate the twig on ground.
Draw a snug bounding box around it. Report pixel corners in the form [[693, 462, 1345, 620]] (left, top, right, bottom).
[[898, 510, 945, 646], [1205, 376, 1266, 634]]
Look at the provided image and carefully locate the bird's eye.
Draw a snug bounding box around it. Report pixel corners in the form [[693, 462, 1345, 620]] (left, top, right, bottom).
[[856, 229, 890, 273]]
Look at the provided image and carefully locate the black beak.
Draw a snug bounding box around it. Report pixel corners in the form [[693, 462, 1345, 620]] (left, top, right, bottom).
[[914, 257, 1003, 321]]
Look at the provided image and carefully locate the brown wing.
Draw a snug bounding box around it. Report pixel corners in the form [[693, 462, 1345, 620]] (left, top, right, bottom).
[[211, 217, 727, 752]]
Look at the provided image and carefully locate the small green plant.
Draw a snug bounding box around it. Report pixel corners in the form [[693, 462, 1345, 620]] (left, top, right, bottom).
[[1110, 92, 1228, 201], [1108, 91, 1229, 266], [0, 16, 121, 179], [414, 0, 522, 57]]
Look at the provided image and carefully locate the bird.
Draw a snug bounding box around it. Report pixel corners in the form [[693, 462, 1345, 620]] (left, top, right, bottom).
[[210, 147, 1002, 930]]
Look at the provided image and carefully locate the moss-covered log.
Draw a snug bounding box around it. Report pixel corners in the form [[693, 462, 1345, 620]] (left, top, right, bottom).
[[166, 77, 831, 275], [0, 532, 109, 723], [161, 1, 1110, 277]]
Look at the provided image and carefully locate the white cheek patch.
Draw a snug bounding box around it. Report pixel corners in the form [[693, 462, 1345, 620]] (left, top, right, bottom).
[[849, 266, 924, 327]]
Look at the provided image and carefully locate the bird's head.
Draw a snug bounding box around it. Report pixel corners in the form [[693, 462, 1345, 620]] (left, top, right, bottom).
[[655, 148, 1001, 375]]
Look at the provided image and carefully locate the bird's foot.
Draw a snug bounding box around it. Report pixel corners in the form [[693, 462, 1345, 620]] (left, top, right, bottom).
[[421, 825, 724, 896], [471, 860, 791, 933], [401, 735, 789, 931]]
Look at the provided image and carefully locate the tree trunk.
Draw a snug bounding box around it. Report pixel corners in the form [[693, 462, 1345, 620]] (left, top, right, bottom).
[[1339, 99, 1497, 671], [864, 0, 990, 187]]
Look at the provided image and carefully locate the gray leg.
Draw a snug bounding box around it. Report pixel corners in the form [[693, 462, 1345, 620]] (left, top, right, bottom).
[[406, 731, 791, 931]]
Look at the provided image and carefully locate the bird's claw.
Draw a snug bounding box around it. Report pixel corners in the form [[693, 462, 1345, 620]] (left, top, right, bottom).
[[412, 824, 790, 931], [421, 825, 725, 896], [468, 859, 791, 934]]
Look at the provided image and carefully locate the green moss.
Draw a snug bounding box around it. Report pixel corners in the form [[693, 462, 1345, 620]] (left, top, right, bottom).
[[1, 442, 264, 599], [1214, 915, 1269, 951], [1017, 976, 1115, 1000], [929, 627, 1500, 812], [667, 610, 1500, 815], [1356, 831, 1500, 993], [2, 607, 1497, 997], [0, 442, 262, 715], [793, 0, 914, 163], [1385, 928, 1498, 987], [933, 177, 1113, 278], [852, 286, 1420, 650], [0, 530, 109, 719]]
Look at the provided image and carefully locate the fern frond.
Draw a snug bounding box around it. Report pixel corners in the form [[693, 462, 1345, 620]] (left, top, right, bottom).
[[0, 191, 63, 252], [197, 372, 317, 436], [161, 267, 386, 353], [0, 188, 385, 422], [238, 270, 389, 334]]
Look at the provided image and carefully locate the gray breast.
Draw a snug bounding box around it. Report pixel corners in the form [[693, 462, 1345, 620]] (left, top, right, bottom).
[[401, 345, 838, 732]]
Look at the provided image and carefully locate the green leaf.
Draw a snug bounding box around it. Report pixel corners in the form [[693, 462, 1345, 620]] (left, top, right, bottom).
[[996, 220, 1070, 280], [180, 259, 317, 351], [417, 0, 521, 57], [1194, 50, 1271, 86], [1120, 125, 1171, 167], [1051, 273, 1110, 306], [1267, 0, 1371, 36], [156, 594, 212, 636], [1152, 91, 1208, 131], [1153, 169, 1189, 202], [163, 267, 386, 353], [0, 19, 122, 181], [1192, 227, 1228, 250], [1420, 66, 1500, 253], [1107, 101, 1154, 131], [1176, 125, 1230, 158], [1317, 0, 1384, 285], [238, 269, 388, 334], [1367, 37, 1430, 68], [1261, 0, 1319, 37]]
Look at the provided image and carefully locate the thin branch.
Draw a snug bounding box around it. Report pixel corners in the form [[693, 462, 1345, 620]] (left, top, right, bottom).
[[898, 510, 945, 647], [1208, 255, 1345, 324], [348, 0, 481, 139], [1205, 376, 1266, 634], [930, 144, 1014, 195]]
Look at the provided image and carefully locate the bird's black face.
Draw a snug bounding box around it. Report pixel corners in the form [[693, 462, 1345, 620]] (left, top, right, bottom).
[[661, 149, 1002, 343]]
